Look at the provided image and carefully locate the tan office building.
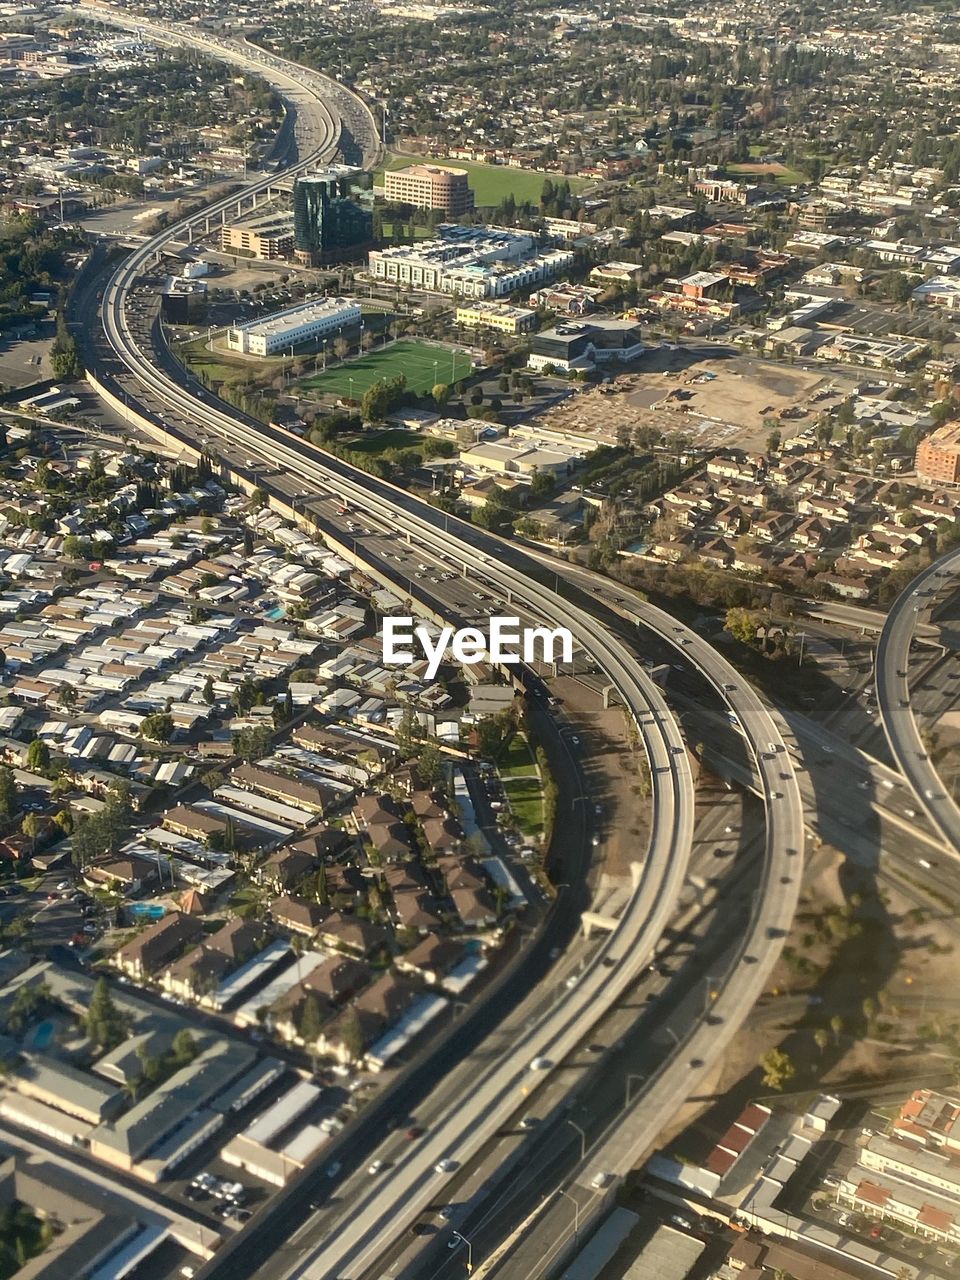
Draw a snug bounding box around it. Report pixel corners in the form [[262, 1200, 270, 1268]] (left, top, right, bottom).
[[384, 164, 475, 215], [221, 213, 295, 260], [917, 425, 960, 486]]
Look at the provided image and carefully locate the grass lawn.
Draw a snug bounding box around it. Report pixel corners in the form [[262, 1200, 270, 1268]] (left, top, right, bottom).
[[377, 152, 591, 207], [728, 161, 807, 184], [347, 428, 424, 453], [381, 222, 433, 240], [299, 339, 473, 398], [498, 731, 539, 779], [502, 775, 544, 839], [177, 335, 279, 388]]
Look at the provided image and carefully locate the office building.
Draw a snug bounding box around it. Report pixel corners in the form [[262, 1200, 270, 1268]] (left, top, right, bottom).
[[226, 297, 361, 358], [221, 211, 295, 261], [368, 224, 572, 300], [527, 318, 644, 372], [455, 301, 536, 334], [384, 164, 475, 216], [293, 172, 373, 267], [916, 424, 960, 485]]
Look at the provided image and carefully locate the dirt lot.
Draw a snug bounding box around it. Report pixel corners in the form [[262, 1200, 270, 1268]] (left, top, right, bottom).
[[540, 352, 860, 451], [548, 674, 651, 885], [658, 846, 960, 1156]]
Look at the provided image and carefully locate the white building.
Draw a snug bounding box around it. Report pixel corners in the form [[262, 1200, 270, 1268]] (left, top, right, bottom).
[[367, 224, 573, 300], [226, 297, 361, 357]]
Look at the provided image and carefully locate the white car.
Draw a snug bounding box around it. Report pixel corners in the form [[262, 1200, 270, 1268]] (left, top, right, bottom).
[[367, 1160, 385, 1175]]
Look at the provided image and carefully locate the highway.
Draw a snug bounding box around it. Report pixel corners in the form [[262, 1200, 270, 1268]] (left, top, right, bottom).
[[875, 546, 960, 857], [75, 10, 806, 1278], [77, 2, 381, 170]]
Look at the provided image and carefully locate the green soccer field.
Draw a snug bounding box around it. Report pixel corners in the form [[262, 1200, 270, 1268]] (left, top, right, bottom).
[[299, 340, 473, 398]]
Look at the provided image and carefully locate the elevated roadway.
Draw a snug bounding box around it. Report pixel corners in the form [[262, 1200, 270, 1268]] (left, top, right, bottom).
[[876, 547, 960, 857], [79, 16, 804, 1280]]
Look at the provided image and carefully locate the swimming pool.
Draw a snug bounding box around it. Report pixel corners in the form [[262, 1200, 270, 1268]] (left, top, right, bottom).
[[267, 606, 286, 621], [130, 903, 166, 921], [31, 1019, 55, 1050]]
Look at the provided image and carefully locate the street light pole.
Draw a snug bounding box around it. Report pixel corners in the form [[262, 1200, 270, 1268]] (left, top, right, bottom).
[[566, 1118, 587, 1162], [452, 1232, 473, 1274], [559, 1188, 581, 1246]]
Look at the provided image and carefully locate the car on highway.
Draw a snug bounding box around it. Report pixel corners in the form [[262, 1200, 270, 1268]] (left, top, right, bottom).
[[529, 1056, 553, 1071], [591, 1171, 613, 1189], [367, 1160, 385, 1175], [519, 1117, 539, 1130], [435, 1159, 457, 1174]]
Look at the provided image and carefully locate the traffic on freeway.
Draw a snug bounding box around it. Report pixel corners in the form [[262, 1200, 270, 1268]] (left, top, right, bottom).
[[77, 12, 806, 1280], [875, 545, 960, 856]]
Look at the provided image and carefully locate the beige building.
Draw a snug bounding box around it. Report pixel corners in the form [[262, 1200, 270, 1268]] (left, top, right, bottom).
[[221, 212, 295, 261], [456, 301, 536, 334], [917, 424, 960, 486], [384, 164, 475, 215]]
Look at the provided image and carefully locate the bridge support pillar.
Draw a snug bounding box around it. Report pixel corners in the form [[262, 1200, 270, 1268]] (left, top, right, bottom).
[[601, 683, 615, 708]]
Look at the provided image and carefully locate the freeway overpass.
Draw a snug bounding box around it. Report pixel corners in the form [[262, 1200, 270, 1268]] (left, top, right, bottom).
[[79, 14, 804, 1279], [875, 546, 960, 858]]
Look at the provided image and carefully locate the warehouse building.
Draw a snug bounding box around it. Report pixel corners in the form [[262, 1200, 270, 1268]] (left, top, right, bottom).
[[226, 297, 361, 357]]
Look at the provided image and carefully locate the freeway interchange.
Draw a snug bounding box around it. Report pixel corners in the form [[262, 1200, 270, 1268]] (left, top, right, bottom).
[[80, 7, 809, 1278]]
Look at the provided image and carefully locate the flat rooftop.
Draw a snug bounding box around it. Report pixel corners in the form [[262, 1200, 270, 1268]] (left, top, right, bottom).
[[230, 296, 360, 341]]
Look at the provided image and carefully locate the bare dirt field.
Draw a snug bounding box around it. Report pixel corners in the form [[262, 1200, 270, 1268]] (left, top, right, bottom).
[[658, 846, 960, 1157], [539, 352, 859, 451]]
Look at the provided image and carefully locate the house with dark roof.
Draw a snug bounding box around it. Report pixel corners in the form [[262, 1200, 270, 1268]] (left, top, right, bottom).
[[270, 894, 327, 936], [113, 912, 204, 979]]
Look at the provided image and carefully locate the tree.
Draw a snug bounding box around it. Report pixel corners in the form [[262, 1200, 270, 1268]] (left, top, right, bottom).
[[299, 993, 323, 1046], [0, 767, 16, 819], [417, 741, 444, 787], [432, 382, 450, 407], [172, 1028, 197, 1063], [202, 675, 215, 704], [233, 725, 274, 762], [21, 814, 42, 851], [140, 712, 174, 743], [725, 607, 759, 646], [760, 1047, 795, 1091], [25, 739, 50, 773], [395, 706, 422, 757], [766, 429, 782, 453], [813, 1028, 829, 1054], [339, 1006, 365, 1062], [85, 977, 125, 1049], [361, 378, 391, 423], [830, 1014, 845, 1044]]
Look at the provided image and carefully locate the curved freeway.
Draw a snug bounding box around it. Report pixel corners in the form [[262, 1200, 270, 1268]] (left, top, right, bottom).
[[876, 546, 960, 857], [79, 13, 803, 1277], [77, 1, 381, 170]]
